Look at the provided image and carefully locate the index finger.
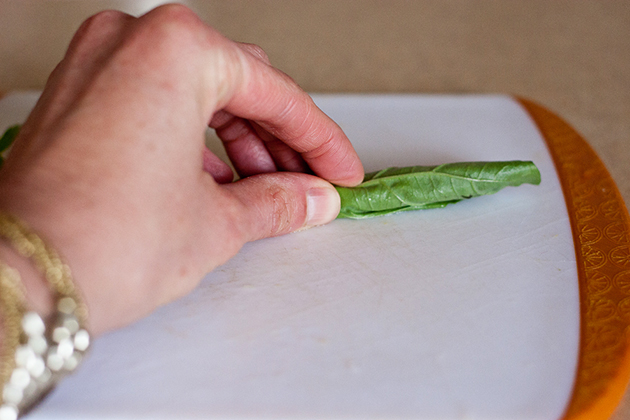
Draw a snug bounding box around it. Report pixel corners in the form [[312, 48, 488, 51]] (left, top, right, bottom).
[[213, 41, 364, 186]]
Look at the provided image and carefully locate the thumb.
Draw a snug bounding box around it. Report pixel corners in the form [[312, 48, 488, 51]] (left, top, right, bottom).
[[223, 173, 340, 241]]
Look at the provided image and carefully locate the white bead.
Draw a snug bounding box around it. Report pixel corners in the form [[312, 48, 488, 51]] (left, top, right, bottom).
[[26, 356, 46, 378], [0, 404, 18, 420], [9, 368, 30, 390], [57, 297, 77, 314], [52, 326, 70, 343], [74, 330, 90, 352], [22, 312, 45, 337], [14, 345, 35, 368], [57, 338, 74, 359], [63, 354, 81, 371], [62, 317, 80, 334], [28, 336, 48, 356], [46, 349, 64, 372], [34, 368, 51, 384], [2, 384, 23, 405]]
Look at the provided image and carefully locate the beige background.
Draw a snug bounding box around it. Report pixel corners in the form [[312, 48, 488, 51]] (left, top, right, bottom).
[[1, 1, 629, 418]]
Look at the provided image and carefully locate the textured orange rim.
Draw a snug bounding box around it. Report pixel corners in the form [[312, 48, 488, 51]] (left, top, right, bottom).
[[518, 98, 630, 420]]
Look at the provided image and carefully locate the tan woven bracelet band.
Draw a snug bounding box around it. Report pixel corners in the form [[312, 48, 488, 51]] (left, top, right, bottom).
[[0, 212, 90, 420]]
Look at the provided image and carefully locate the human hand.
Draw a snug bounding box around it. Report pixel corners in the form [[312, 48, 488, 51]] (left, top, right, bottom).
[[0, 5, 363, 335]]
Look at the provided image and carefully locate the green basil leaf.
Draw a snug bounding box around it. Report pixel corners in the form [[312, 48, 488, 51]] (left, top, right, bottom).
[[335, 161, 541, 219]]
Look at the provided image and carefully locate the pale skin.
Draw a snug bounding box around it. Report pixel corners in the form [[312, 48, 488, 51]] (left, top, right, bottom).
[[0, 5, 364, 337]]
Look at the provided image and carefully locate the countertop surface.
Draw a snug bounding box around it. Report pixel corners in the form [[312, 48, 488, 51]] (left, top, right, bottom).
[[1, 1, 629, 418]]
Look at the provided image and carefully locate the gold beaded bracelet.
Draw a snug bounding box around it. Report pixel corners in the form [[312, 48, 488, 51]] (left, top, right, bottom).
[[0, 212, 90, 420]]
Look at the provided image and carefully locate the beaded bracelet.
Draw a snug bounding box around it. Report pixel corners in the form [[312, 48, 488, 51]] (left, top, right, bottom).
[[0, 213, 90, 420]]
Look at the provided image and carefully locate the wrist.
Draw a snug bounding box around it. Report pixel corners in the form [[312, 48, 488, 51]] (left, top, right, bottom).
[[0, 212, 92, 418], [0, 242, 53, 320]]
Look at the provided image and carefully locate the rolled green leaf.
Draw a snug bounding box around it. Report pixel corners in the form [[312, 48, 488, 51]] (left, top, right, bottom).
[[0, 124, 541, 220], [335, 161, 541, 219]]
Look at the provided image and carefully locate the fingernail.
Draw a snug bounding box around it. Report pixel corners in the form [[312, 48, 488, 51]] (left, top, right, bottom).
[[305, 187, 340, 227]]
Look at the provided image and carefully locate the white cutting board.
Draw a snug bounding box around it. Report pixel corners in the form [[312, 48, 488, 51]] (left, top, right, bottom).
[[0, 93, 579, 419]]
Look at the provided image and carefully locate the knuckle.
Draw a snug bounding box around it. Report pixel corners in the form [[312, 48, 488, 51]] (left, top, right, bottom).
[[141, 4, 203, 42], [100, 5, 211, 83], [81, 9, 128, 33], [87, 9, 128, 25], [268, 185, 294, 236], [148, 3, 197, 24], [69, 10, 128, 51], [131, 4, 224, 71], [240, 43, 271, 64]]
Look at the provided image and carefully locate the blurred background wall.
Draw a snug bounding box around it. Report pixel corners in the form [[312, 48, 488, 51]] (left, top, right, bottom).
[[2, 1, 628, 202]]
